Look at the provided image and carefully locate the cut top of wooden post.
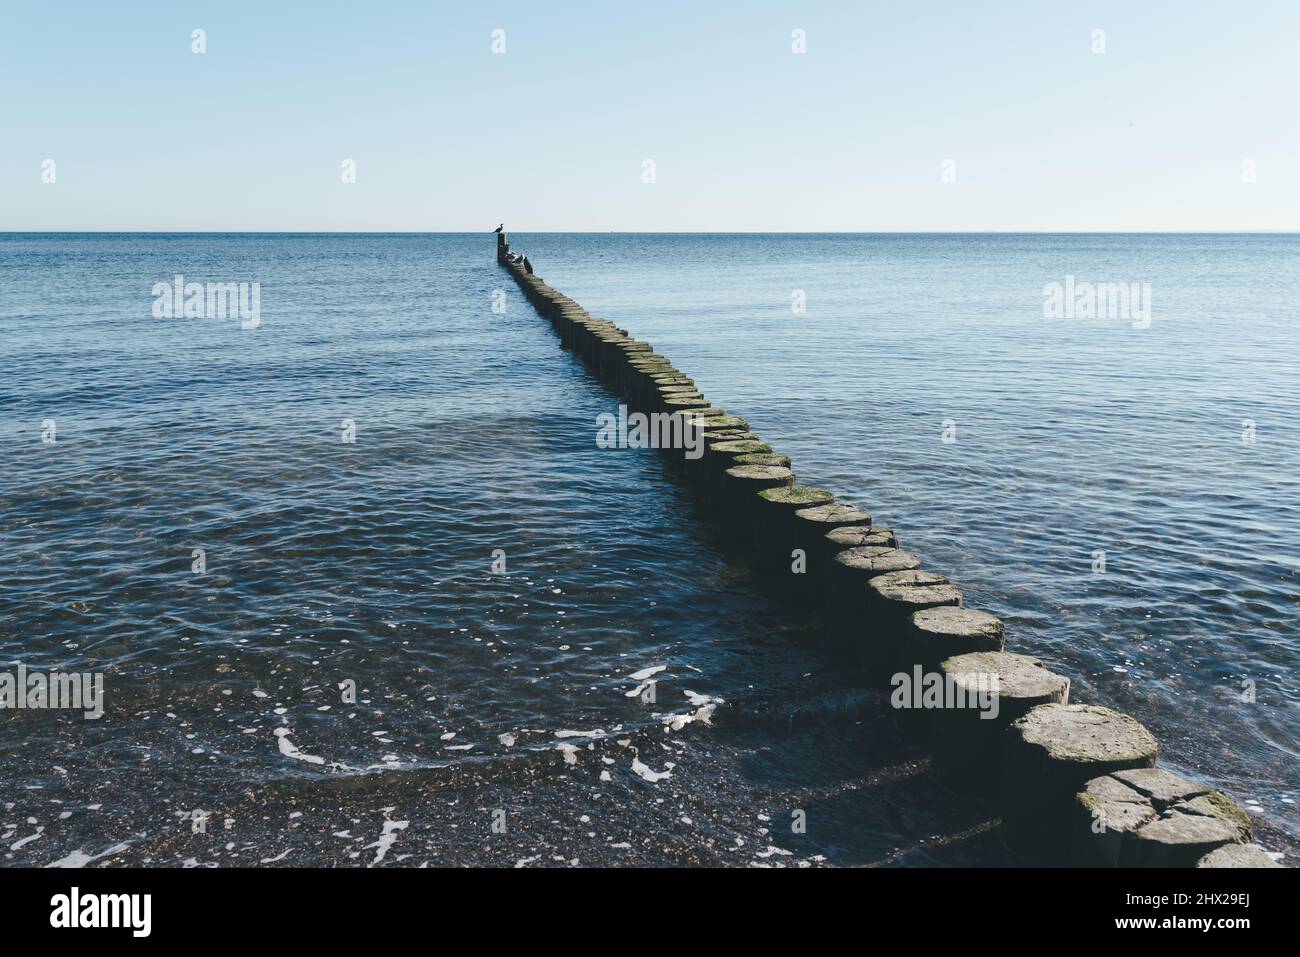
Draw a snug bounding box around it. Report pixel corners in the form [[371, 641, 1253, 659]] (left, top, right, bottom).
[[1014, 703, 1158, 768]]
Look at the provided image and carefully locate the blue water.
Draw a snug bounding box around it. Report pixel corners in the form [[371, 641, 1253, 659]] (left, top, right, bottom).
[[1, 233, 1296, 866]]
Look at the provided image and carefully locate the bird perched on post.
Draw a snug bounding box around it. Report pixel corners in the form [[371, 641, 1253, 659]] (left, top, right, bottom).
[[523, 256, 533, 274], [493, 223, 504, 233]]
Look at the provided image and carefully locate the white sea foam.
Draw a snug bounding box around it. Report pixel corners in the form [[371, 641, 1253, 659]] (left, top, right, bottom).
[[683, 690, 721, 706], [274, 727, 326, 765], [661, 703, 716, 731], [11, 828, 44, 850], [44, 840, 133, 869], [365, 818, 409, 865], [631, 757, 673, 782]]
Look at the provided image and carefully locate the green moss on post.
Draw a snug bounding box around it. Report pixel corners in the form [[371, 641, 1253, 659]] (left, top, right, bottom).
[[735, 452, 791, 468], [698, 439, 772, 505], [824, 525, 898, 552], [864, 570, 962, 680], [753, 486, 835, 586], [655, 388, 705, 412], [700, 416, 748, 433], [791, 504, 872, 608], [662, 396, 713, 413], [1002, 704, 1158, 864], [927, 650, 1069, 801], [719, 465, 795, 547], [1070, 769, 1250, 867], [902, 607, 1004, 675], [823, 547, 920, 662]]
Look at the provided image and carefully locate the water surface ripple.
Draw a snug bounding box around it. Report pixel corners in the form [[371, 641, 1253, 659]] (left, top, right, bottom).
[[1, 233, 1295, 865]]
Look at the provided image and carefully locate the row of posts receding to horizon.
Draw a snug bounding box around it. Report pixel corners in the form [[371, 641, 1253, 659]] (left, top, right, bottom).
[[490, 230, 1277, 869]]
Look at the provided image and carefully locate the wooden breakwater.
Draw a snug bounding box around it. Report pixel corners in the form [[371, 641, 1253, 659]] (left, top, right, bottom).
[[494, 230, 1279, 869]]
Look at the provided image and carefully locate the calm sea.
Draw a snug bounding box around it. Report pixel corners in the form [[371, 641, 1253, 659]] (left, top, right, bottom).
[[1, 233, 1296, 866]]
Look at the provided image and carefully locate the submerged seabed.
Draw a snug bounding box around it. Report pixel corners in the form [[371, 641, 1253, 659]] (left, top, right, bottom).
[[1, 233, 1295, 866]]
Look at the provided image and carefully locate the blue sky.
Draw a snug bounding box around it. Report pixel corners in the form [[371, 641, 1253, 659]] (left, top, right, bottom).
[[2, 0, 1296, 231]]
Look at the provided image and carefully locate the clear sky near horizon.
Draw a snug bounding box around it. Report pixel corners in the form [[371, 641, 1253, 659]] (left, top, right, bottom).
[[2, 0, 1297, 232]]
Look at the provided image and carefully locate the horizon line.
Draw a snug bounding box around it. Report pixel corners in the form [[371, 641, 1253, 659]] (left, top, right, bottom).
[[3, 229, 1299, 236]]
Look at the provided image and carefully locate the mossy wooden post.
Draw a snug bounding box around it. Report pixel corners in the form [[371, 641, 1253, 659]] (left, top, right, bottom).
[[654, 382, 700, 411], [662, 396, 714, 416], [581, 320, 620, 366], [753, 486, 835, 585], [690, 420, 751, 463], [823, 547, 920, 661], [603, 339, 650, 385], [622, 360, 666, 407], [570, 314, 598, 359], [719, 465, 795, 546], [863, 570, 962, 679], [616, 341, 654, 387], [496, 231, 508, 264], [735, 452, 791, 469], [697, 416, 749, 441], [901, 607, 1005, 675], [823, 525, 897, 552], [593, 333, 627, 378], [647, 375, 694, 410], [928, 650, 1068, 800], [815, 524, 896, 616], [1001, 704, 1158, 863], [788, 505, 871, 608], [1070, 769, 1250, 867], [556, 305, 587, 350], [698, 439, 771, 505], [658, 411, 715, 477]]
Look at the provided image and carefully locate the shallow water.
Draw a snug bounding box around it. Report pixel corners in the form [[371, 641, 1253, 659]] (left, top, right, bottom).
[[1, 233, 1295, 866]]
